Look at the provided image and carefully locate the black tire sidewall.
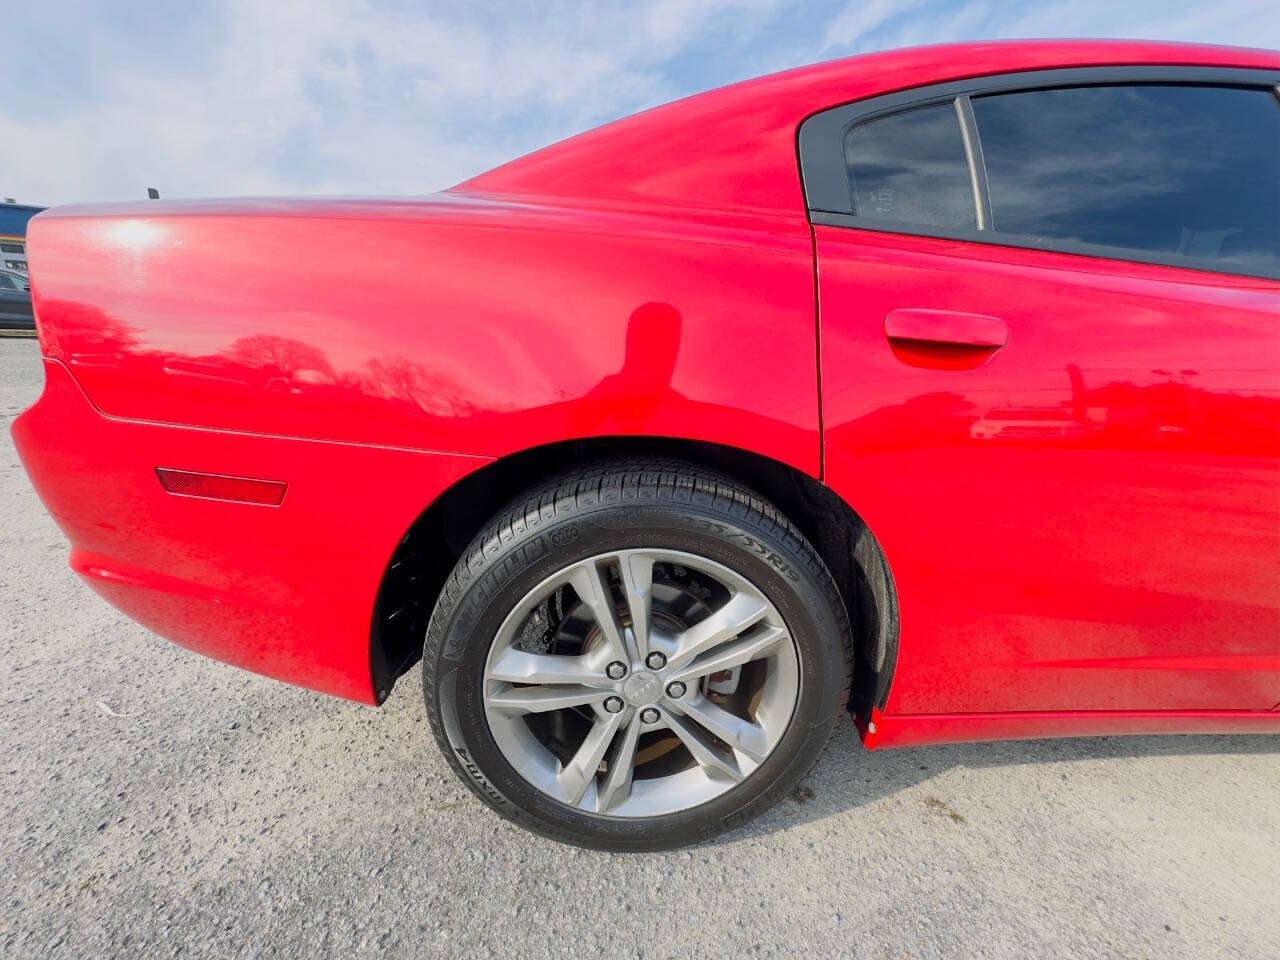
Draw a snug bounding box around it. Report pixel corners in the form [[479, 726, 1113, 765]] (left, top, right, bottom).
[[427, 499, 846, 850]]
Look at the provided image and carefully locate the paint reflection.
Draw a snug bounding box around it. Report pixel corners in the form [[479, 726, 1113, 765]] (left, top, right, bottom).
[[39, 296, 816, 458]]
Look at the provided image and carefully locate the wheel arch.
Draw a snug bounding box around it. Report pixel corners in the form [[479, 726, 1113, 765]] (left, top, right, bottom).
[[369, 436, 899, 718]]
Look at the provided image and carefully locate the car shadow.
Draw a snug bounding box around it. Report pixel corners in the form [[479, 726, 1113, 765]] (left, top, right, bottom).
[[708, 725, 1280, 844]]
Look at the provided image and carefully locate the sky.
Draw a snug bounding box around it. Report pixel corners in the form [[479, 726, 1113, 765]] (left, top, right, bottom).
[[4, 0, 1278, 207]]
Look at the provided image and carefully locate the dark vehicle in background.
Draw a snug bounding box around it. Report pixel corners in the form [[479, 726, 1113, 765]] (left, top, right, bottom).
[[0, 268, 33, 331]]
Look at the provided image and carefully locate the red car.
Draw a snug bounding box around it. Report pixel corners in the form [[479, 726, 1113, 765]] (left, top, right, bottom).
[[14, 40, 1280, 849]]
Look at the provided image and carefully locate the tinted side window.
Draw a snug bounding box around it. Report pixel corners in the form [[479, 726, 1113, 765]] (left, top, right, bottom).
[[844, 103, 976, 229], [972, 85, 1280, 273]]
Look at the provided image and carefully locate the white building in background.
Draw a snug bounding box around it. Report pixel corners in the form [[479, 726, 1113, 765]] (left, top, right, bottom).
[[0, 202, 46, 273]]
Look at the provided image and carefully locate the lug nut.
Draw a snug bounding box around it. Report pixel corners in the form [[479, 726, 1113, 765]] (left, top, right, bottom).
[[645, 651, 667, 670], [603, 696, 624, 714], [640, 707, 660, 724], [666, 680, 686, 699], [606, 661, 627, 680]]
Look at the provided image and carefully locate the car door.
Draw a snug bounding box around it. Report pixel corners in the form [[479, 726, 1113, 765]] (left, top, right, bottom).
[[803, 67, 1280, 715]]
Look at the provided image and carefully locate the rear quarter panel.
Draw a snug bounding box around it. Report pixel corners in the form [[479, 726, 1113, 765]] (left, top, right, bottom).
[[29, 200, 818, 473], [17, 199, 816, 703]]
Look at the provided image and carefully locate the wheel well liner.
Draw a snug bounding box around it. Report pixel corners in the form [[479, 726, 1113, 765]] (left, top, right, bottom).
[[369, 437, 898, 717]]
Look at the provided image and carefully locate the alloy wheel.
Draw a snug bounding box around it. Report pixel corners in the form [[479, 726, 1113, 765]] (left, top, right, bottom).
[[482, 549, 800, 817]]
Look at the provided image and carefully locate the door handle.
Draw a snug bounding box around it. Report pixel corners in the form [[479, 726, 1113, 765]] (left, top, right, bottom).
[[884, 309, 1008, 349]]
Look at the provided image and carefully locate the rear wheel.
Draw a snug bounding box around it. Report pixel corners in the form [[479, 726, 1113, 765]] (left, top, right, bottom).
[[422, 459, 852, 850]]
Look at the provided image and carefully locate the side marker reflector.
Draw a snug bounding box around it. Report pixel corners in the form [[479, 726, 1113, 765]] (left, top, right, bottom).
[[155, 468, 287, 506]]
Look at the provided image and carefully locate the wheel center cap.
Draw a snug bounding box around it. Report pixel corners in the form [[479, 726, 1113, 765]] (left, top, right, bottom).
[[622, 670, 662, 706]]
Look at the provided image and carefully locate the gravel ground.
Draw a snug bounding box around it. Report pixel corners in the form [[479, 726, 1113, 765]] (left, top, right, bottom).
[[2, 337, 1278, 960]]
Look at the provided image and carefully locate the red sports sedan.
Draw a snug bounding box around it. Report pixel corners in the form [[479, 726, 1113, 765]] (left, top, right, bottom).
[[13, 40, 1279, 849]]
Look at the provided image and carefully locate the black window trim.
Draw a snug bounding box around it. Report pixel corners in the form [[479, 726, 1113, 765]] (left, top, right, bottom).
[[798, 66, 1280, 280]]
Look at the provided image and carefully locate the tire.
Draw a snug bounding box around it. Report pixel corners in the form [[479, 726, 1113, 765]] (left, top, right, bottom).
[[422, 458, 852, 850]]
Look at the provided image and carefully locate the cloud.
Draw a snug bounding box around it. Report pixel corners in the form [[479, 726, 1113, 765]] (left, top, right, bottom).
[[821, 0, 934, 51], [844, 0, 1280, 53], [2, 0, 1276, 206]]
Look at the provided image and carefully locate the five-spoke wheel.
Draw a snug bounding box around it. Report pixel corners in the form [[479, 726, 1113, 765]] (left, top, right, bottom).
[[483, 550, 799, 816]]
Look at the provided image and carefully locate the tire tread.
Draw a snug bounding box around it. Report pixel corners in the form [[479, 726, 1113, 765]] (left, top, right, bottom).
[[422, 457, 853, 849]]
